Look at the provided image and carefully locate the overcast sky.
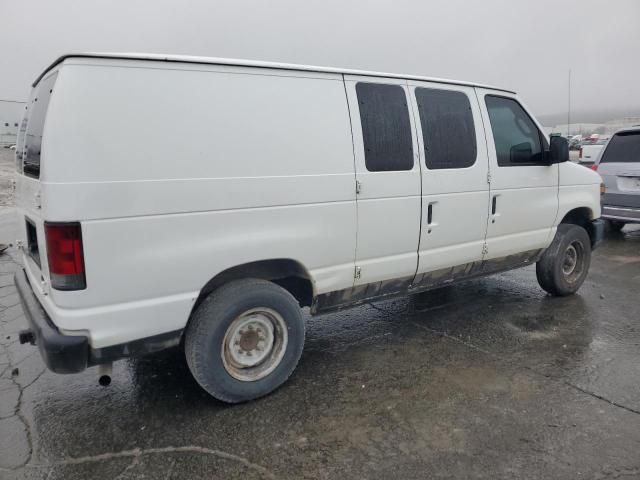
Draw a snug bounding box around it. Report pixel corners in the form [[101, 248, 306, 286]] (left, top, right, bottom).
[[2, 0, 639, 117]]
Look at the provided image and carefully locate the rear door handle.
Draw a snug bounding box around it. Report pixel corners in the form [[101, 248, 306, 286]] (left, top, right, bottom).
[[426, 202, 437, 234], [491, 195, 497, 215]]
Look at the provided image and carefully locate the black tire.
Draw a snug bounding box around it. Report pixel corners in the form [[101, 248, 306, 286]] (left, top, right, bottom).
[[185, 279, 305, 403], [606, 220, 625, 232], [536, 224, 592, 296]]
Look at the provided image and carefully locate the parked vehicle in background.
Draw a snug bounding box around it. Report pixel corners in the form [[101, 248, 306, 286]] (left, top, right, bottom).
[[569, 135, 582, 150], [594, 126, 640, 231], [579, 137, 609, 167], [582, 134, 602, 144], [14, 53, 604, 403]]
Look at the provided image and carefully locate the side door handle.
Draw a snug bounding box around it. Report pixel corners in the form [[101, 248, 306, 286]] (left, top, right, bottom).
[[491, 195, 500, 223], [426, 202, 437, 234]]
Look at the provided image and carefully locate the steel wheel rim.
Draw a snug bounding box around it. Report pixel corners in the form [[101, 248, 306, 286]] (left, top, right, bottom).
[[221, 308, 288, 382], [562, 241, 584, 282]]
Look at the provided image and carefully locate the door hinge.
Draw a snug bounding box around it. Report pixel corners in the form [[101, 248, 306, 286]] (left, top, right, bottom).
[[354, 265, 361, 279], [355, 180, 362, 195], [486, 172, 492, 184], [482, 243, 489, 255]]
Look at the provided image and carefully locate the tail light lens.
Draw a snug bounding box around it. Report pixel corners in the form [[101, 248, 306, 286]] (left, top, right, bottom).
[[600, 182, 606, 195], [578, 147, 582, 159], [591, 164, 599, 172], [45, 222, 86, 290]]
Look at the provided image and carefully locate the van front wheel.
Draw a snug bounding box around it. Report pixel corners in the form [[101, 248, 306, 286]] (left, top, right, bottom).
[[185, 279, 305, 403], [536, 224, 591, 296]]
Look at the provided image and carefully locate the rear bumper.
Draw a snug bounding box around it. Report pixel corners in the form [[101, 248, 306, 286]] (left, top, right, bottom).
[[602, 205, 640, 223], [14, 270, 89, 373], [14, 269, 182, 373]]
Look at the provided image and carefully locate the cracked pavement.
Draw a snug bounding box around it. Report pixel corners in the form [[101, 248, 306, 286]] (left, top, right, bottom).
[[1, 216, 640, 476]]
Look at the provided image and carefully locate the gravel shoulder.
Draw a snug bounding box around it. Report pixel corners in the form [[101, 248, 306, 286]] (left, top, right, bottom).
[[0, 149, 15, 208]]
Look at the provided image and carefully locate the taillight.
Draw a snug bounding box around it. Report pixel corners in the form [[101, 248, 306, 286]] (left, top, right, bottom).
[[45, 222, 86, 290], [591, 164, 598, 172], [579, 147, 583, 159]]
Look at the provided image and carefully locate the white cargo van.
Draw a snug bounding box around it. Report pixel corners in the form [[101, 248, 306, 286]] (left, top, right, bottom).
[[14, 53, 604, 403]]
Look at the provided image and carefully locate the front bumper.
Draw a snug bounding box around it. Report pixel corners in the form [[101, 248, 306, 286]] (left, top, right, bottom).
[[14, 270, 89, 373], [14, 269, 183, 373]]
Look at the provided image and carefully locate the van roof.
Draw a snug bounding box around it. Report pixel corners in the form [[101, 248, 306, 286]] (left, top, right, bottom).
[[35, 52, 516, 93]]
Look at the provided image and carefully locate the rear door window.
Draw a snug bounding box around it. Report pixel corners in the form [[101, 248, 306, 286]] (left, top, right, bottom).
[[485, 95, 544, 167], [415, 88, 477, 169], [600, 132, 640, 163], [19, 73, 57, 179], [356, 82, 414, 172]]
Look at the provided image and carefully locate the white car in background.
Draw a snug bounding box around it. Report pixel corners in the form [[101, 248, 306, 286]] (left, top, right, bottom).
[[579, 136, 609, 168]]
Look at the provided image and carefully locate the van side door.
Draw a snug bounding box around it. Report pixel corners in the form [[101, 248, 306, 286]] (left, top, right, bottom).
[[407, 82, 490, 278], [476, 90, 559, 258], [344, 77, 422, 286]]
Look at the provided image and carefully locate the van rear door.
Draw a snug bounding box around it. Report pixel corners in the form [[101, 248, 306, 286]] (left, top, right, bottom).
[[15, 72, 58, 287]]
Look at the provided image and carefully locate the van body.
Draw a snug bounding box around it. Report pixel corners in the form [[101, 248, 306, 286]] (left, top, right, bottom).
[[14, 54, 604, 402]]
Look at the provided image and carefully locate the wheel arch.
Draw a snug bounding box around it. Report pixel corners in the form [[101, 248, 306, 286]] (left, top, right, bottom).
[[560, 207, 598, 247], [192, 259, 315, 312]]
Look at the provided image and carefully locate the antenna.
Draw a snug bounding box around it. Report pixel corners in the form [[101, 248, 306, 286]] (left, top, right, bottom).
[[567, 69, 572, 136]]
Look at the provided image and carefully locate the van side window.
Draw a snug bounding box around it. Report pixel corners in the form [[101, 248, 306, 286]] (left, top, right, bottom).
[[485, 95, 544, 167], [356, 83, 414, 172], [415, 88, 477, 169]]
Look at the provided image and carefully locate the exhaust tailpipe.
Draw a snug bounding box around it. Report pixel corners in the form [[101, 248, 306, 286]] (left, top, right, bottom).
[[98, 363, 113, 387]]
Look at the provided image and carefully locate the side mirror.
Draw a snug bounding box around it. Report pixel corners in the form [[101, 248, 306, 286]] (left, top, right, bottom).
[[548, 135, 569, 164]]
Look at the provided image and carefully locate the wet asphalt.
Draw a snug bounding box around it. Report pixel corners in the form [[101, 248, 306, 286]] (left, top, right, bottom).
[[1, 227, 639, 479]]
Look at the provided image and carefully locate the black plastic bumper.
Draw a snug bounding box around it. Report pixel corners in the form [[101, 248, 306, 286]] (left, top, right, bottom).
[[591, 219, 606, 249], [14, 270, 89, 373], [14, 269, 183, 373]]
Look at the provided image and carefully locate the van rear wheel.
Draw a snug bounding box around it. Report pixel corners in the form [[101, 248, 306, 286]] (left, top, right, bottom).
[[536, 224, 591, 296], [185, 279, 305, 403]]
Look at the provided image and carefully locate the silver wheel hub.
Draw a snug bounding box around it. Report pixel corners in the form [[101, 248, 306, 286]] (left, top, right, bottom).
[[563, 245, 578, 275], [222, 308, 288, 382], [227, 315, 274, 367]]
